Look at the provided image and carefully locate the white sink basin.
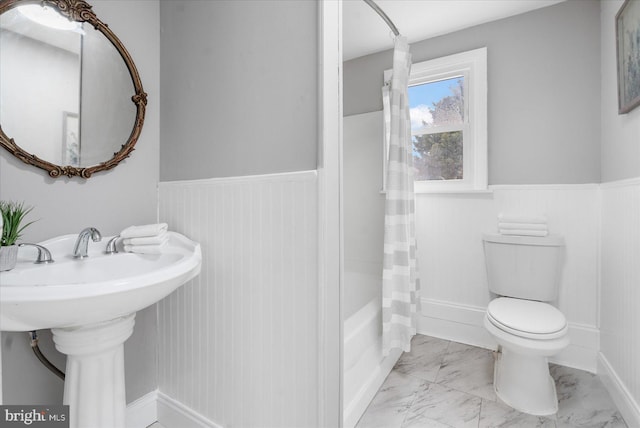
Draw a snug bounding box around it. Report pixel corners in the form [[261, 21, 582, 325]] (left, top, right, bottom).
[[0, 231, 201, 331], [0, 230, 201, 427]]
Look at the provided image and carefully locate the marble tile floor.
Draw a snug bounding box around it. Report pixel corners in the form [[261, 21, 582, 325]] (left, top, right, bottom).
[[356, 335, 627, 428]]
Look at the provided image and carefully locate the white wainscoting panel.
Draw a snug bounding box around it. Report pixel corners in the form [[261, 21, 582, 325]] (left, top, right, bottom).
[[599, 178, 640, 427], [157, 171, 319, 428], [415, 184, 600, 371]]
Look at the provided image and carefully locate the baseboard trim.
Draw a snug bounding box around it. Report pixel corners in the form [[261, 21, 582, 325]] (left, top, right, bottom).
[[597, 353, 640, 428], [126, 390, 158, 428], [418, 298, 599, 372], [418, 299, 495, 350], [157, 391, 223, 428], [126, 389, 225, 428], [343, 348, 402, 428]]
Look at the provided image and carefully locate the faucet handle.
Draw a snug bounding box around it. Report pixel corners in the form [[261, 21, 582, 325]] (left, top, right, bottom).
[[105, 236, 121, 254], [19, 243, 54, 264]]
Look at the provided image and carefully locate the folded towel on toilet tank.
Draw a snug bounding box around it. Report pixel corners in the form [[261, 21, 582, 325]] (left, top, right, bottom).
[[497, 214, 547, 224], [499, 229, 548, 237], [498, 222, 548, 231], [497, 214, 548, 236]]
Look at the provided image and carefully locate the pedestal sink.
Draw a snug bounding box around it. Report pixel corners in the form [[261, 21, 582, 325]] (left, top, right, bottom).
[[0, 231, 201, 428]]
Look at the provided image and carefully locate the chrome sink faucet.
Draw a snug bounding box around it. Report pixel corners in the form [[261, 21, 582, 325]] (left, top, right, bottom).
[[73, 227, 102, 259]]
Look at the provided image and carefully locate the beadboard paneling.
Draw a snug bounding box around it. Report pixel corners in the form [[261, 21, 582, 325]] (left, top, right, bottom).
[[414, 185, 600, 371], [599, 178, 640, 424], [157, 171, 319, 428], [416, 184, 600, 327]]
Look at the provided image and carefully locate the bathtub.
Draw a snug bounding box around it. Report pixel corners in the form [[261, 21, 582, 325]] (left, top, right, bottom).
[[343, 270, 402, 428]]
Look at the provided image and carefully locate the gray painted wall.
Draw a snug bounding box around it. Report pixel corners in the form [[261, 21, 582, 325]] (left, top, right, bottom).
[[159, 0, 318, 181], [344, 0, 601, 185], [600, 0, 640, 181], [0, 0, 160, 405]]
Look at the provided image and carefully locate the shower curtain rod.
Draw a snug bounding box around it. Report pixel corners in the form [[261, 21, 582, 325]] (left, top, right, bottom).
[[363, 0, 400, 37]]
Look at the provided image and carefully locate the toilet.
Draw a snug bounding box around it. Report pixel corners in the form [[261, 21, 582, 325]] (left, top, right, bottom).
[[482, 233, 569, 416]]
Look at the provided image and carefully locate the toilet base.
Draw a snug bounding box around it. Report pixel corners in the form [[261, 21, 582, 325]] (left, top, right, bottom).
[[494, 347, 558, 416]]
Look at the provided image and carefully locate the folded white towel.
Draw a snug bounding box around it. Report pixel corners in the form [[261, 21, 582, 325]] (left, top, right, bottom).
[[497, 214, 547, 225], [500, 229, 548, 237], [120, 223, 168, 239], [498, 222, 548, 231], [124, 241, 167, 254], [123, 232, 168, 246]]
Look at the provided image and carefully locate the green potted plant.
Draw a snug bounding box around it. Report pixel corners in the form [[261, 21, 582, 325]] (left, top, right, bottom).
[[0, 201, 35, 271]]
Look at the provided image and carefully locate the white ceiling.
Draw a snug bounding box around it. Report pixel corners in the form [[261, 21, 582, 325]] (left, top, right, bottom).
[[343, 0, 566, 61]]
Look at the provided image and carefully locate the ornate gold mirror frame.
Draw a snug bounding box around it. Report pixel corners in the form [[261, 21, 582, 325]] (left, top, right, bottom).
[[0, 0, 147, 178]]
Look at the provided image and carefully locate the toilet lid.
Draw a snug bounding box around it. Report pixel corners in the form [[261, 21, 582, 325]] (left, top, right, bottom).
[[487, 297, 567, 338]]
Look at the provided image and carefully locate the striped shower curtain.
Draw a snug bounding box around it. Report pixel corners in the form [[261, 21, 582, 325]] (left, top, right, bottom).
[[382, 36, 419, 356]]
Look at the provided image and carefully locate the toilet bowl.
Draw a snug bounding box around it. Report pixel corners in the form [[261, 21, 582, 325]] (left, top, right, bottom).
[[484, 297, 569, 415]]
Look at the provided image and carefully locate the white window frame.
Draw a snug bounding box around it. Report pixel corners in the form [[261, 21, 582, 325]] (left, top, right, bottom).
[[384, 47, 488, 193]]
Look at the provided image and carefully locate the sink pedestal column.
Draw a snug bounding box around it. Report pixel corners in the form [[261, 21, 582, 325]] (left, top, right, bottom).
[[52, 313, 136, 428]]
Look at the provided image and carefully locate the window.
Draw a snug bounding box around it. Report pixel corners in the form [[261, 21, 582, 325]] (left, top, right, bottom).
[[384, 47, 487, 192]]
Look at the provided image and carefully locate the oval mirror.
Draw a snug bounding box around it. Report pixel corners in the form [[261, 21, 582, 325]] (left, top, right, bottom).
[[0, 0, 146, 178]]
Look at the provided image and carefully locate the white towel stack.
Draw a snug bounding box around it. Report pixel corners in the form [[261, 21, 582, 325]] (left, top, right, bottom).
[[498, 214, 548, 237], [120, 223, 169, 254]]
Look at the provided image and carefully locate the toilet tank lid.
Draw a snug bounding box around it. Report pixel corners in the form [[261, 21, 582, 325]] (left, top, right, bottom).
[[482, 233, 564, 247]]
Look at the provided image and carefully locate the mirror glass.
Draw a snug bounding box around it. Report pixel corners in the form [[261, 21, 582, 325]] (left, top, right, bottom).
[[0, 1, 145, 177]]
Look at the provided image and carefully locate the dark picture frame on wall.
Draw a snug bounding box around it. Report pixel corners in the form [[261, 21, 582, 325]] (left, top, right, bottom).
[[616, 0, 640, 114]]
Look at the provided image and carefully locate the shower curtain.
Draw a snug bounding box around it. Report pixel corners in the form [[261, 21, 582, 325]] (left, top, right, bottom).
[[382, 36, 419, 356]]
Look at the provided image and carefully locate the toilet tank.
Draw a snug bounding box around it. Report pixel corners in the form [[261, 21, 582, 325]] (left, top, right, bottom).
[[482, 234, 565, 301]]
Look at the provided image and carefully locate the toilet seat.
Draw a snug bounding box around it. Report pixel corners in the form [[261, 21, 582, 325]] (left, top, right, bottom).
[[487, 297, 567, 340]]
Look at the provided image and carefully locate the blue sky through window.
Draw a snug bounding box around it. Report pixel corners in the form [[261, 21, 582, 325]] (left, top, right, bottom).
[[408, 78, 459, 108], [408, 76, 462, 131]]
